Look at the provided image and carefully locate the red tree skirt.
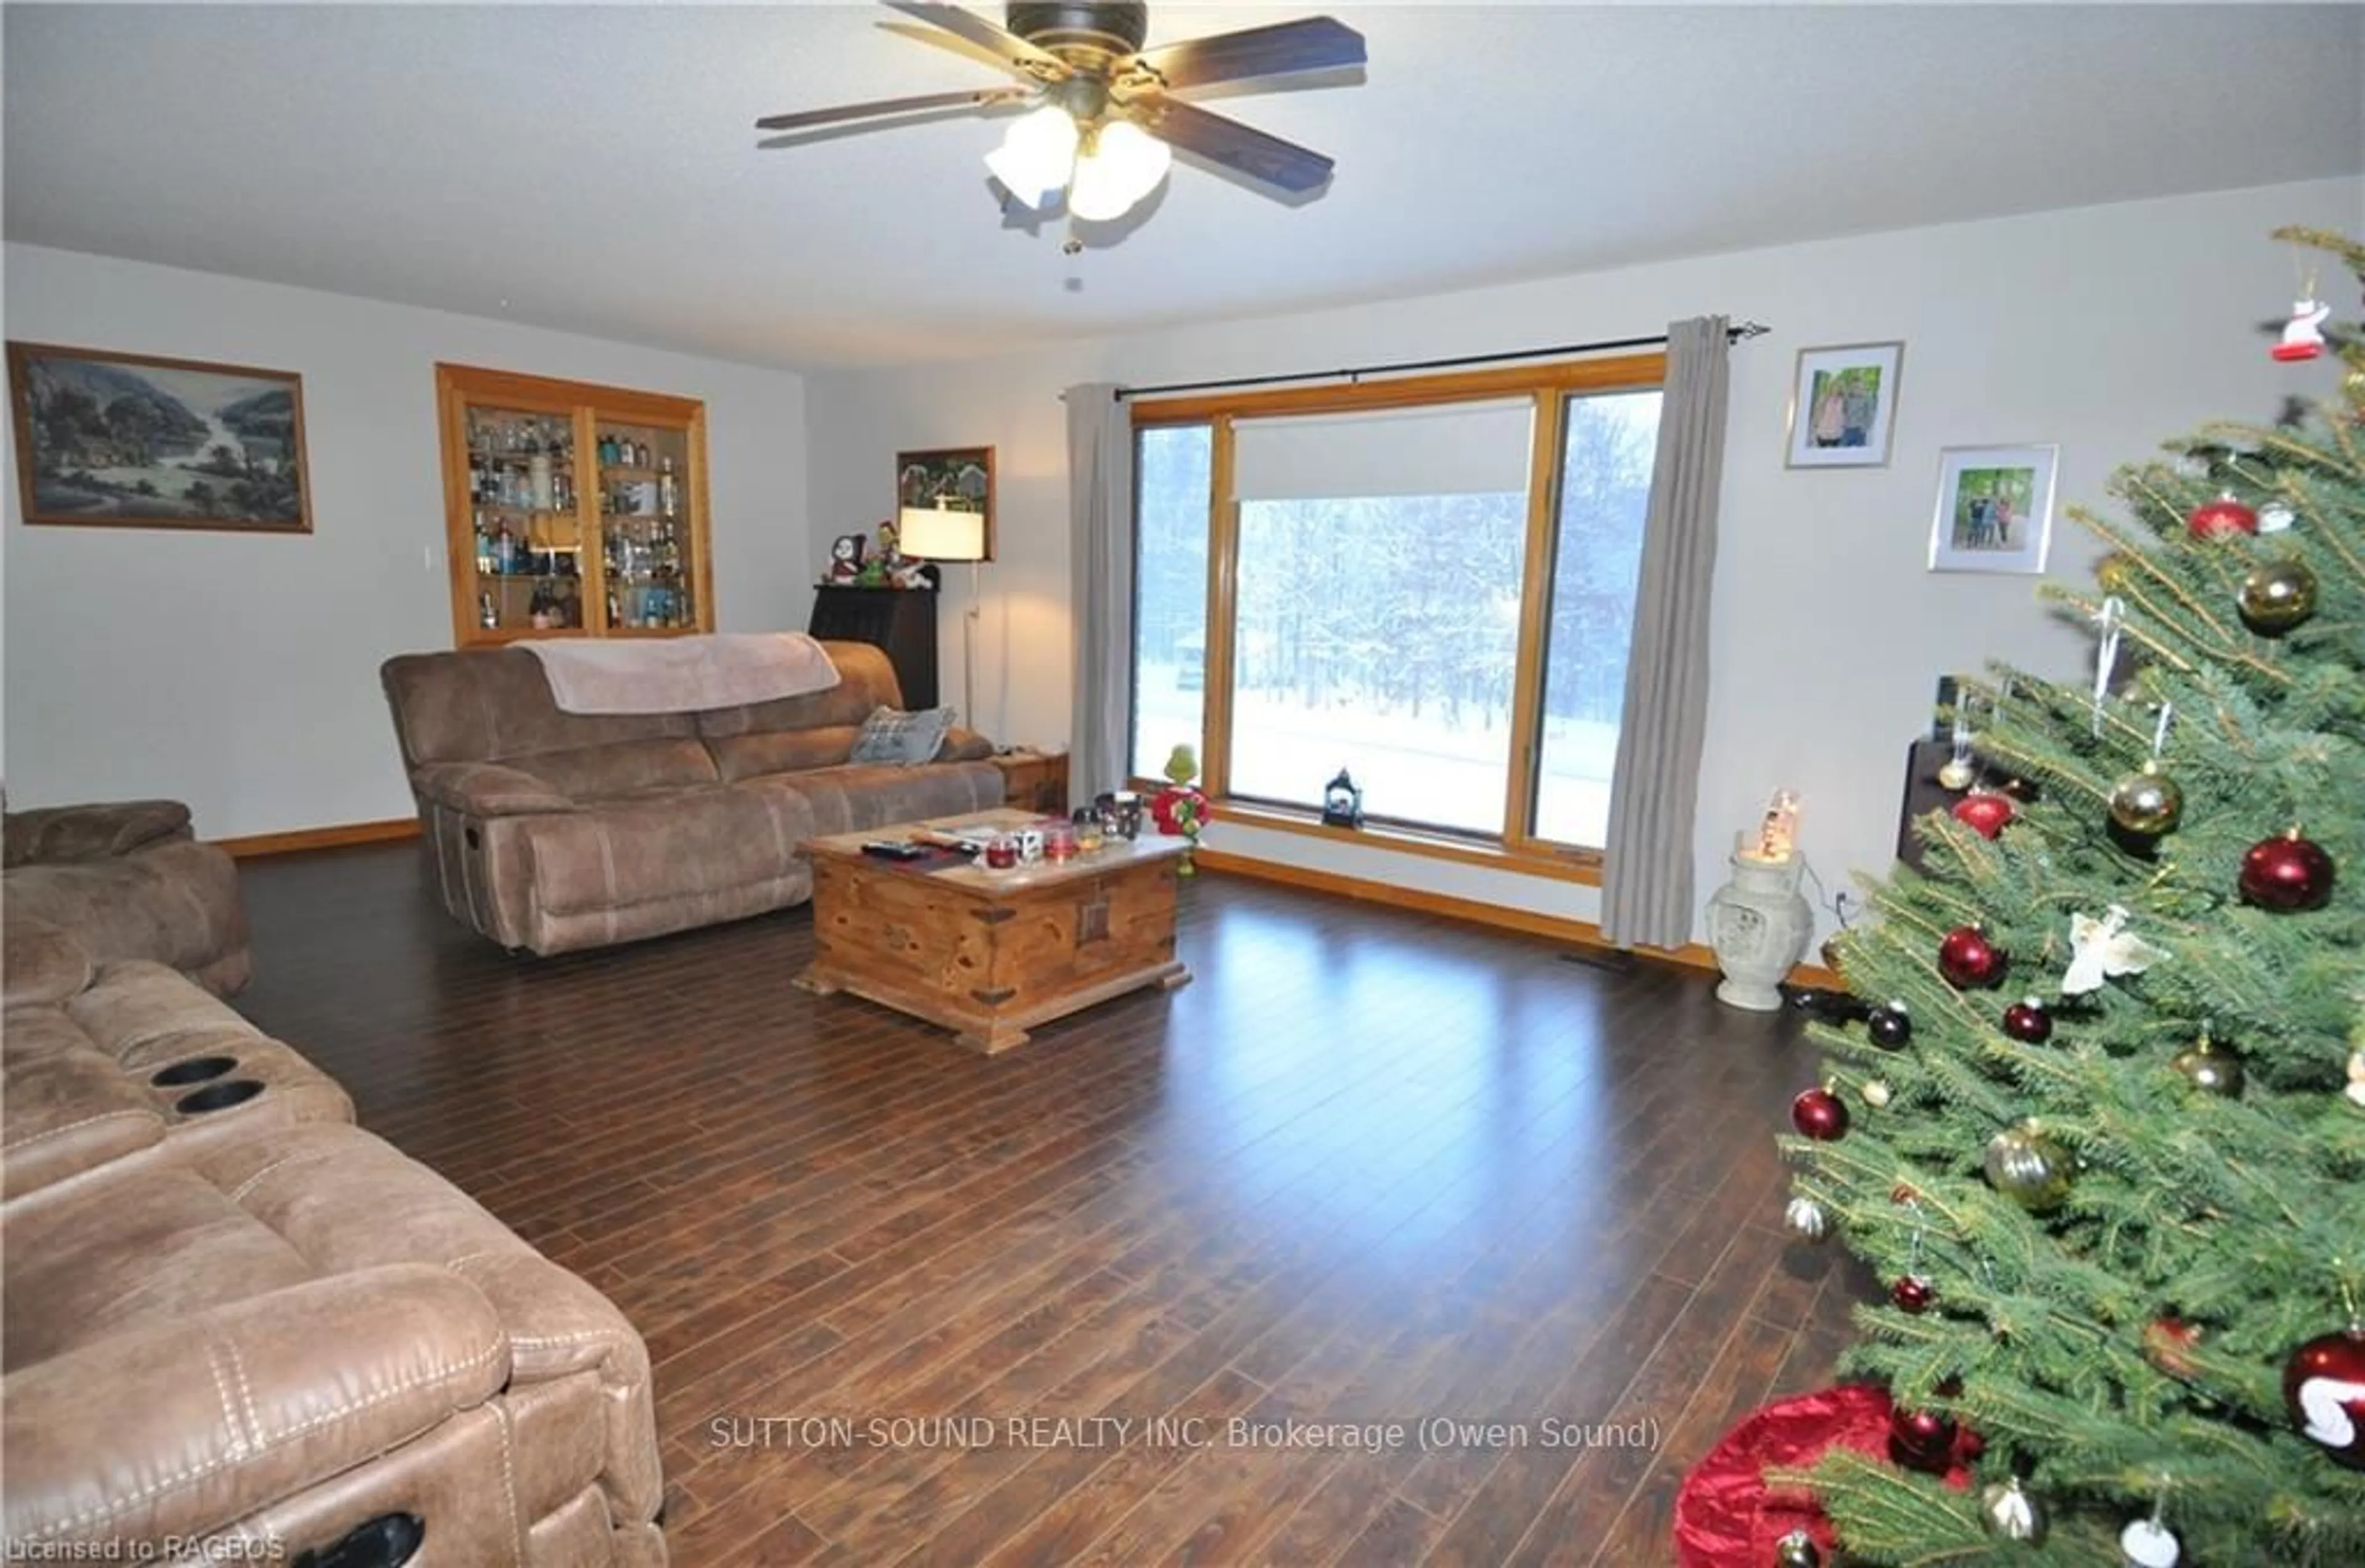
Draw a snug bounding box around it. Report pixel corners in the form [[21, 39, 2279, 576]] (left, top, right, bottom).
[[1672, 1384, 1978, 1566]]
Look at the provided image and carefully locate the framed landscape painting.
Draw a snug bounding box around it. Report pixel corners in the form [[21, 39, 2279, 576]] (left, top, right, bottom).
[[1784, 341, 1904, 469], [7, 342, 312, 533], [895, 445, 995, 561], [1928, 444, 2058, 575]]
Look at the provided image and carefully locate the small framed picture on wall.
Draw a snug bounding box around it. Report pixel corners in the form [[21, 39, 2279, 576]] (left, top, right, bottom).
[[1928, 444, 2058, 575], [1784, 341, 1904, 469], [895, 446, 995, 561]]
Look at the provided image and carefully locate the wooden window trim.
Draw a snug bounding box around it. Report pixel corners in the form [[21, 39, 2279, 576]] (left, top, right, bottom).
[[1209, 799, 1603, 886], [1128, 353, 1666, 426], [1128, 351, 1665, 858]]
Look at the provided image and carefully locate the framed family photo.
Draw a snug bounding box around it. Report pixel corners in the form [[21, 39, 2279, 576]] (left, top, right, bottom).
[[7, 341, 312, 533], [1928, 444, 2058, 575], [1784, 341, 1904, 469]]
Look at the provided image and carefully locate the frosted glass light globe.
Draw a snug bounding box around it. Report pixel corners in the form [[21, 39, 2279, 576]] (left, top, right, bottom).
[[984, 105, 1078, 206], [1069, 121, 1171, 220]]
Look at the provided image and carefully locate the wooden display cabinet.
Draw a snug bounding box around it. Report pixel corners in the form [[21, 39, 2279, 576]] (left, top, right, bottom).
[[435, 363, 714, 647]]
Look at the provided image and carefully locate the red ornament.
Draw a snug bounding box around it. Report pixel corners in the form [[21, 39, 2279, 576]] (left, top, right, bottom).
[[2240, 830, 2335, 911], [1950, 792, 2016, 840], [2284, 1328, 2365, 1469], [1938, 926, 2005, 988], [2144, 1316, 2202, 1380], [2188, 493, 2259, 540], [1791, 1087, 1850, 1142], [1890, 1275, 1937, 1314], [1887, 1406, 1960, 1476], [2001, 996, 2053, 1045]]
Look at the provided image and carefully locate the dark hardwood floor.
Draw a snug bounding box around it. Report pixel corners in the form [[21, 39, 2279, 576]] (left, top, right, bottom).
[[233, 843, 1863, 1566]]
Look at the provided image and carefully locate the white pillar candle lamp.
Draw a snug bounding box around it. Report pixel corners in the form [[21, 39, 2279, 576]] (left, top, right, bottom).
[[1708, 790, 1814, 1011]]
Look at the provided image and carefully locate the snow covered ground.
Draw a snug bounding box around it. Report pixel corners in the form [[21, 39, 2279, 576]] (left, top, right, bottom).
[[1135, 665, 1617, 847]]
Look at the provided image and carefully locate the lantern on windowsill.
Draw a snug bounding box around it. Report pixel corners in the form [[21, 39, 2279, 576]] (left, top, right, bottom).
[[1322, 769, 1365, 829], [1707, 790, 1814, 1012]]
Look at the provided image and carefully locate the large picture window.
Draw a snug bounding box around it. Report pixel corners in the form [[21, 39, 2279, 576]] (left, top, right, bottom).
[[1130, 355, 1662, 863]]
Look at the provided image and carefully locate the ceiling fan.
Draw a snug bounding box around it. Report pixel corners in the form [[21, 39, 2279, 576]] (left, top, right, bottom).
[[755, 2, 1366, 225]]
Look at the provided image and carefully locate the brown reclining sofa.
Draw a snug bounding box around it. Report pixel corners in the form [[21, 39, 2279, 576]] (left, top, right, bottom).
[[4, 798, 251, 994], [379, 639, 1005, 955], [1, 808, 668, 1563]]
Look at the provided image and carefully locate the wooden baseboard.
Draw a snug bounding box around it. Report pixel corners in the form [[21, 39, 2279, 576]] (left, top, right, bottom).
[[1194, 848, 1843, 991], [214, 817, 421, 859]]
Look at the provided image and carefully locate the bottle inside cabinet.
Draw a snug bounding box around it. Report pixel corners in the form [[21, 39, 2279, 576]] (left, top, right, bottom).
[[596, 419, 698, 631], [463, 402, 584, 633], [439, 363, 711, 646]]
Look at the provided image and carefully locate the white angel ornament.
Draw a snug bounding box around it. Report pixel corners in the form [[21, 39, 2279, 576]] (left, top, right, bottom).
[[2060, 905, 2170, 996]]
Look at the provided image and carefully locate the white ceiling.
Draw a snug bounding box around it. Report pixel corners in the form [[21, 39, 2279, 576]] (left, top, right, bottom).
[[7, 4, 2361, 370]]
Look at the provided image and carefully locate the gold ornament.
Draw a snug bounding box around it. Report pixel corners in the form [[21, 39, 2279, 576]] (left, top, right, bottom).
[[2096, 551, 2142, 593], [2172, 1037, 2244, 1097], [1862, 1080, 1893, 1108], [1936, 758, 1978, 791], [2107, 761, 2183, 838], [2238, 559, 2319, 636], [1985, 1123, 2076, 1211]]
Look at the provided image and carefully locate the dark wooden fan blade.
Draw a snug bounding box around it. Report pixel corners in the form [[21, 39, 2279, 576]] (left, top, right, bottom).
[[756, 86, 1027, 132], [879, 1, 1067, 78], [1144, 98, 1335, 193], [1130, 17, 1364, 91]]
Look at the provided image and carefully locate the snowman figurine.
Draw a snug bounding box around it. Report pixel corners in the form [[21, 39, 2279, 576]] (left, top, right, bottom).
[[2273, 298, 2332, 363]]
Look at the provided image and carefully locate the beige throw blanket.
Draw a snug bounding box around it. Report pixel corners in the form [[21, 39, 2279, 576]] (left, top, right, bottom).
[[522, 632, 841, 715]]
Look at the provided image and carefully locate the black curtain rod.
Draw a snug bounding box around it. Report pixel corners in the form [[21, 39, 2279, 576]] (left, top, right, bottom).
[[1110, 320, 1769, 402]]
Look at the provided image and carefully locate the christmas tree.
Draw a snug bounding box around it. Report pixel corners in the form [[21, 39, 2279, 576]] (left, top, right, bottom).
[[1777, 227, 2365, 1566]]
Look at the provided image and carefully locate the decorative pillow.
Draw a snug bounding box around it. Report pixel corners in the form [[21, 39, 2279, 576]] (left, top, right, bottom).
[[849, 705, 957, 766]]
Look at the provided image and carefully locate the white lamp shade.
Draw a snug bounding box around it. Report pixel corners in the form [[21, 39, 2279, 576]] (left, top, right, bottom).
[[1069, 120, 1171, 222], [984, 104, 1078, 207], [897, 504, 986, 562]]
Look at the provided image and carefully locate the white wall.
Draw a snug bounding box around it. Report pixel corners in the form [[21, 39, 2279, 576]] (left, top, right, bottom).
[[804, 176, 2364, 947], [2, 244, 811, 838]]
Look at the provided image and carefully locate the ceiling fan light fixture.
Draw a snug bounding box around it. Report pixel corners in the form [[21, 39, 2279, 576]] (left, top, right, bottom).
[[984, 102, 1078, 206], [1067, 119, 1171, 221]]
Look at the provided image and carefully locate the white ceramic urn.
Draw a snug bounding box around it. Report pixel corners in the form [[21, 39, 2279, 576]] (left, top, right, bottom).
[[1707, 850, 1813, 1011]]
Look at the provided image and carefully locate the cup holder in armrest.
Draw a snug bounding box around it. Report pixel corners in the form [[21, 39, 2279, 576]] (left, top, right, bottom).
[[151, 1054, 240, 1088], [176, 1079, 265, 1115]]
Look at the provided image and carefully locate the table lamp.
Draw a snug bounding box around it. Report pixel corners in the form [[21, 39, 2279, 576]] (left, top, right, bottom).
[[897, 503, 988, 728]]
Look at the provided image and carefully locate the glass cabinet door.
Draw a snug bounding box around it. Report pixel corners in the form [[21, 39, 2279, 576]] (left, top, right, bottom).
[[439, 363, 710, 646], [592, 418, 698, 632], [461, 402, 588, 635]]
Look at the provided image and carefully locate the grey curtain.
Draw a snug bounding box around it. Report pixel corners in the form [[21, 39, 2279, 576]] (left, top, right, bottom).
[[1599, 317, 1731, 950], [1066, 382, 1134, 801]]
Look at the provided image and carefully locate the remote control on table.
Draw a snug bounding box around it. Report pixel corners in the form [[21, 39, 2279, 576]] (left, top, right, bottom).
[[860, 841, 927, 861]]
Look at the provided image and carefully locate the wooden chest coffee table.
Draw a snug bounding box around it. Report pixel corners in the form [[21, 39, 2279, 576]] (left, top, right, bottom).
[[796, 809, 1191, 1054]]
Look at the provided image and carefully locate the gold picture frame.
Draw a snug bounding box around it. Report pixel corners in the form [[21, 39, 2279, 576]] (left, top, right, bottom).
[[8, 341, 312, 533]]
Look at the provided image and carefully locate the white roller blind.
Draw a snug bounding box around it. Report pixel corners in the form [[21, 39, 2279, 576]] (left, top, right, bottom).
[[1233, 398, 1535, 501]]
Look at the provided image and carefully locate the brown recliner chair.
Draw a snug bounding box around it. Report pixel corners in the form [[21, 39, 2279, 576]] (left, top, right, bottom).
[[2, 799, 251, 995], [1, 924, 669, 1561], [1, 1121, 668, 1563]]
